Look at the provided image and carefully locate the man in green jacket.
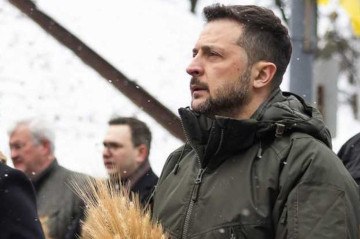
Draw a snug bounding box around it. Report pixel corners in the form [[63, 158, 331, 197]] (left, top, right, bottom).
[[152, 4, 360, 239]]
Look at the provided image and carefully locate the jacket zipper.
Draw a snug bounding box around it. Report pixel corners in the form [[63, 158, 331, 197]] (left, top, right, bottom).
[[179, 109, 209, 238], [181, 167, 206, 239], [230, 227, 236, 239]]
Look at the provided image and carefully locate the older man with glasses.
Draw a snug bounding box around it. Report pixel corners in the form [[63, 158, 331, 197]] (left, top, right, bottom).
[[8, 118, 88, 239]]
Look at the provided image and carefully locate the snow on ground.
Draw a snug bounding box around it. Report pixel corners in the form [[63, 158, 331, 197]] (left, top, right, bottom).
[[0, 0, 359, 178]]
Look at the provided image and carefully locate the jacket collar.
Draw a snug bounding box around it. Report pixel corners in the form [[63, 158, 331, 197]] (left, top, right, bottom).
[[32, 159, 58, 191], [109, 160, 151, 190], [179, 89, 332, 169], [179, 108, 258, 170]]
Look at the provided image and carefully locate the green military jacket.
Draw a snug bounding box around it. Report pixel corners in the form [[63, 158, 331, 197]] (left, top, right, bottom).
[[152, 90, 360, 239]]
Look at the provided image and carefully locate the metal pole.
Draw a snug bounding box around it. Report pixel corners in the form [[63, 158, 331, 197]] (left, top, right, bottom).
[[290, 0, 317, 104], [314, 59, 339, 136]]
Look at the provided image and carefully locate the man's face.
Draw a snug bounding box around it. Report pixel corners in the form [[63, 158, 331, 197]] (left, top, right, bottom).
[[187, 19, 252, 118], [102, 125, 140, 178], [9, 125, 46, 176]]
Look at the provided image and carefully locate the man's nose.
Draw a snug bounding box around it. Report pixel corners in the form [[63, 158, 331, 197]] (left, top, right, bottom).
[[186, 58, 204, 77], [10, 149, 18, 160], [102, 147, 111, 158]]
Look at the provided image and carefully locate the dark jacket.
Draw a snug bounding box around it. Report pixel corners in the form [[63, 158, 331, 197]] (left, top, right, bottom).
[[152, 90, 360, 239], [0, 163, 45, 239], [33, 160, 87, 239], [338, 132, 360, 184], [132, 167, 158, 206], [110, 162, 158, 207]]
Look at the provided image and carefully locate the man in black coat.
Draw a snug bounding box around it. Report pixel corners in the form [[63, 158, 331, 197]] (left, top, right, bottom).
[[102, 117, 158, 206], [338, 132, 360, 184], [0, 162, 45, 238]]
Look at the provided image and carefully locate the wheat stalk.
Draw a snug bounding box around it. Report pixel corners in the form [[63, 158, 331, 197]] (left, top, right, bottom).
[[72, 178, 166, 239], [39, 216, 54, 239]]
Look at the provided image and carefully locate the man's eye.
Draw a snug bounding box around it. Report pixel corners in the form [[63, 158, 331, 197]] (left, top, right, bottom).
[[209, 51, 219, 56], [104, 143, 121, 150], [10, 143, 25, 150]]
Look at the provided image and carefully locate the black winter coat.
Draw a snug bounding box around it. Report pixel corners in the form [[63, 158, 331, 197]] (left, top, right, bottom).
[[338, 132, 360, 184], [0, 163, 45, 239], [132, 168, 158, 206]]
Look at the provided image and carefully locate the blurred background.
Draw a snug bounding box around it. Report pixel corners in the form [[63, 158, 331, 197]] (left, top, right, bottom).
[[0, 0, 359, 177]]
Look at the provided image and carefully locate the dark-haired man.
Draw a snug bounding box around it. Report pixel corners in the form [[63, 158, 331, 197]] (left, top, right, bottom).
[[152, 4, 360, 239], [102, 117, 158, 206]]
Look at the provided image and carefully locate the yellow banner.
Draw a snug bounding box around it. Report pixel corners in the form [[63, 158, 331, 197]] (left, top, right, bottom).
[[340, 0, 360, 36], [317, 0, 330, 5]]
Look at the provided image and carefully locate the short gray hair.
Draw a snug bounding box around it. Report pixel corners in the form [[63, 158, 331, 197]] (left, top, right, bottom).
[[8, 118, 56, 154]]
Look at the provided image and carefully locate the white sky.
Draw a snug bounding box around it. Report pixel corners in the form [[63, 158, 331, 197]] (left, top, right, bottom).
[[0, 0, 359, 177]]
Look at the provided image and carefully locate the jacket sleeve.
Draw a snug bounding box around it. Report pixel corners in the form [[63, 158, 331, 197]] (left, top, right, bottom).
[[0, 164, 45, 239], [275, 135, 360, 239]]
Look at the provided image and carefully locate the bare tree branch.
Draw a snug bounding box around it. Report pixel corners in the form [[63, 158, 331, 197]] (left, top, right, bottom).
[[274, 0, 289, 23]]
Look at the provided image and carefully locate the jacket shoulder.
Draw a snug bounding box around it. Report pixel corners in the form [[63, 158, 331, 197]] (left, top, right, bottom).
[[273, 133, 360, 238], [158, 144, 192, 181], [56, 165, 90, 184], [279, 132, 355, 189]]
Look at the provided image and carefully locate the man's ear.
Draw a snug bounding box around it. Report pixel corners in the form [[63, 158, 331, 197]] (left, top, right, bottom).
[[135, 144, 148, 163], [252, 61, 277, 89], [41, 139, 52, 155]]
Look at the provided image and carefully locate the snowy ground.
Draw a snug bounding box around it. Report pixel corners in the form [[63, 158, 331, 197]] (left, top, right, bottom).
[[0, 0, 359, 178]]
